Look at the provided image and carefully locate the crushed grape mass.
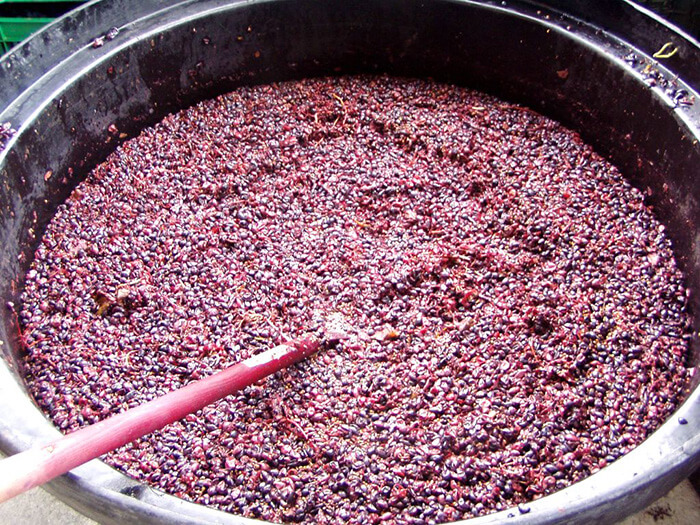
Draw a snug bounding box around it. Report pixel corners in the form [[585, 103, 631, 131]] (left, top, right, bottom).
[[20, 76, 691, 524]]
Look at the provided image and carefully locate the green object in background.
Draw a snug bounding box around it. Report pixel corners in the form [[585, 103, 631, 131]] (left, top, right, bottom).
[[0, 1, 87, 53], [0, 17, 54, 52]]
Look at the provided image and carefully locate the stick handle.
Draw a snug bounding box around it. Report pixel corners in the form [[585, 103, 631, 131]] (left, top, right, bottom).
[[0, 337, 319, 502]]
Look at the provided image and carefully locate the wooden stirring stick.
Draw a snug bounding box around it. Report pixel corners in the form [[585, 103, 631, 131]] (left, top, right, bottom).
[[0, 336, 320, 503]]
